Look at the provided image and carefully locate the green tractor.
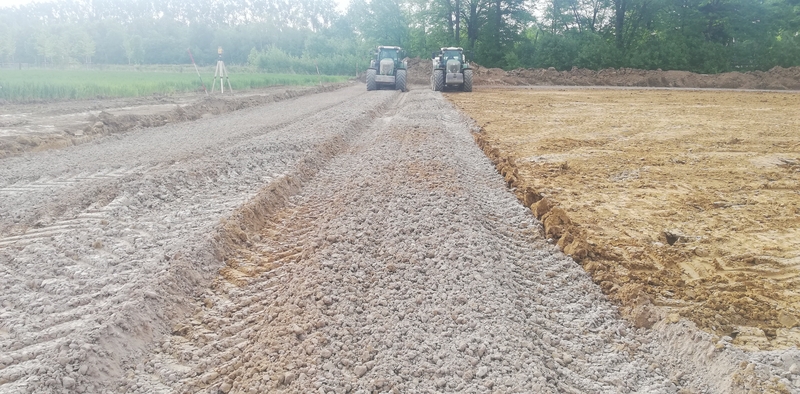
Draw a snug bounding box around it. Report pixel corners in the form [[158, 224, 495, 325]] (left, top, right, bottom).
[[366, 46, 408, 92], [431, 47, 473, 92]]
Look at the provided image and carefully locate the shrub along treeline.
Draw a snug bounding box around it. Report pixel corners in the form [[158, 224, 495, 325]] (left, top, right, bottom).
[[0, 0, 798, 74]]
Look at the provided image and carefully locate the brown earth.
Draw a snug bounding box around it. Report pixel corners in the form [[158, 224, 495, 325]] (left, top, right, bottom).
[[447, 88, 800, 350], [470, 65, 800, 90], [402, 56, 800, 90]]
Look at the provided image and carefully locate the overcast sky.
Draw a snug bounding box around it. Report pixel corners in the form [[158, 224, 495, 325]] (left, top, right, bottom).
[[0, 0, 31, 6], [0, 0, 352, 12]]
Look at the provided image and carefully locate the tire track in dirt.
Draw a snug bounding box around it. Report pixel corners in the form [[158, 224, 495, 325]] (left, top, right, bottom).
[[0, 165, 161, 249], [0, 165, 153, 194], [129, 88, 792, 394], [0, 85, 398, 394], [0, 85, 365, 238]]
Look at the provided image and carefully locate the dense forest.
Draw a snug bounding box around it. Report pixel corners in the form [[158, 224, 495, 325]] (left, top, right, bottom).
[[0, 0, 799, 74]]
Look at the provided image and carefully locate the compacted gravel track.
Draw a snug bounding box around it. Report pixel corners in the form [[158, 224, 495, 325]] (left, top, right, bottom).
[[0, 85, 797, 393]]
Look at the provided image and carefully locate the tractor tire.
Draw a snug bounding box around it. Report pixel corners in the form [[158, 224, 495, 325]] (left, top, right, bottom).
[[433, 69, 444, 92], [462, 69, 473, 92], [395, 69, 407, 92], [366, 69, 377, 91]]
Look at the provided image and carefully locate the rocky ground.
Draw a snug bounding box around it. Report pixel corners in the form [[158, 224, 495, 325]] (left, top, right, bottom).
[[0, 84, 798, 393]]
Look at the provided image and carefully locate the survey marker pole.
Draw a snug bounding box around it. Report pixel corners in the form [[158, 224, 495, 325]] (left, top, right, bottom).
[[212, 46, 233, 94], [187, 49, 209, 96]]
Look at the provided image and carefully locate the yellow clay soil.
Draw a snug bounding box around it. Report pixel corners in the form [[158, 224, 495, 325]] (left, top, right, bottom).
[[447, 88, 800, 350]]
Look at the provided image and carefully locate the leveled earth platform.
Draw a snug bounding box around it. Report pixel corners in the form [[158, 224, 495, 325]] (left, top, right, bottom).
[[448, 87, 800, 351]]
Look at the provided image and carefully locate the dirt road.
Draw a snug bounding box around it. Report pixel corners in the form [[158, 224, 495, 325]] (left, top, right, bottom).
[[0, 85, 797, 393]]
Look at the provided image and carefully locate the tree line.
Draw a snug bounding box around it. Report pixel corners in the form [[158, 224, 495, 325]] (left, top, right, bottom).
[[0, 0, 798, 74]]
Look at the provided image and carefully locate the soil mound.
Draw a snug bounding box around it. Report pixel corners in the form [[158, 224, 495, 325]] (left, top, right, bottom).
[[405, 57, 433, 85], [396, 58, 800, 90], [472, 65, 800, 90]]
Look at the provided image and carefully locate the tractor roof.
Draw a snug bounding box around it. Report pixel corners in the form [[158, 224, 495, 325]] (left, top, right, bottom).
[[378, 46, 402, 50], [441, 47, 464, 51]]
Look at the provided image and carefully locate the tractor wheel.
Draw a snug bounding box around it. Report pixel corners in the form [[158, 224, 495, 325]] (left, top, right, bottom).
[[395, 69, 407, 92], [462, 69, 473, 92], [433, 70, 444, 92], [366, 69, 377, 91]]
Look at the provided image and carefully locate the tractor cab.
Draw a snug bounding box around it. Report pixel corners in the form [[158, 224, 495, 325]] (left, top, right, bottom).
[[366, 45, 408, 91], [441, 49, 464, 63], [371, 46, 404, 72], [379, 47, 400, 61], [431, 47, 473, 92], [433, 47, 467, 69]]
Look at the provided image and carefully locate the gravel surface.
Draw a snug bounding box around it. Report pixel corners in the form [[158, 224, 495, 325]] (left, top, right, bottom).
[[1, 85, 798, 393]]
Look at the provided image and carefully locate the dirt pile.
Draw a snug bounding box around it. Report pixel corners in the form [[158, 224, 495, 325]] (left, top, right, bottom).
[[470, 65, 800, 90], [405, 57, 433, 85], [382, 57, 800, 90], [448, 89, 800, 352]]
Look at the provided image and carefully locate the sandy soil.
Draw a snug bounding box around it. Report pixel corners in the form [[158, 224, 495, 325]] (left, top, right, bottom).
[[447, 88, 800, 353], [0, 82, 798, 393]]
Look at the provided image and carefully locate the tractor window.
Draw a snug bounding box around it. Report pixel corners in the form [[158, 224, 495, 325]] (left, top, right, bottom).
[[380, 50, 398, 60], [443, 50, 461, 61]]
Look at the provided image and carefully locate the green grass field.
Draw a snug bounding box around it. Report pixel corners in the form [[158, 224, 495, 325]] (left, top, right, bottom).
[[0, 68, 350, 102]]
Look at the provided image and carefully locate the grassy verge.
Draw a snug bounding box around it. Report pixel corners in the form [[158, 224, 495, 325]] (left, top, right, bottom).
[[0, 68, 350, 102]]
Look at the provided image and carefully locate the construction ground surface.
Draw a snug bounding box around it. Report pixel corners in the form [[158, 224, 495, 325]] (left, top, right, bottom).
[[447, 88, 800, 352], [0, 76, 799, 393]]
